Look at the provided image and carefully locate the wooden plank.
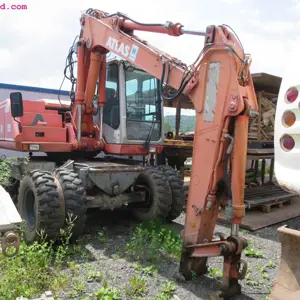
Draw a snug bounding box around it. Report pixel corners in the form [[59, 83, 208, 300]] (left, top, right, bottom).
[[248, 92, 276, 142], [261, 198, 291, 213], [217, 196, 300, 231]]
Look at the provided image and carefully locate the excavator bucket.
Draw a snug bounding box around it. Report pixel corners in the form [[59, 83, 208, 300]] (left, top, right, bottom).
[[270, 225, 300, 300]]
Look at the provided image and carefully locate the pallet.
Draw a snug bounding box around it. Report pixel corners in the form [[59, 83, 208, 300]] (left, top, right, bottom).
[[218, 196, 300, 231], [261, 198, 292, 213]]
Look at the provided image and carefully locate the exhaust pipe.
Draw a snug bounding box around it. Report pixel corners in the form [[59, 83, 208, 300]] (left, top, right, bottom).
[[270, 225, 300, 300]]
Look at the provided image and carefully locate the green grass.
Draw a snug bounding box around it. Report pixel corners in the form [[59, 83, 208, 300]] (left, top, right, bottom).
[[0, 219, 183, 299], [0, 228, 74, 299], [126, 220, 182, 263]]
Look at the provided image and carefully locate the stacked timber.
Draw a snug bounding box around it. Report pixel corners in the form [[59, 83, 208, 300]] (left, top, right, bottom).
[[248, 91, 276, 141]]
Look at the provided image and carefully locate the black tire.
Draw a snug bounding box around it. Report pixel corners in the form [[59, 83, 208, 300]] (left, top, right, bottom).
[[132, 166, 172, 222], [157, 165, 185, 221], [53, 168, 87, 242], [17, 170, 62, 244]]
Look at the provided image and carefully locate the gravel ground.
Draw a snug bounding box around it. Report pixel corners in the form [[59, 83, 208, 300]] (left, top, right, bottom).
[[48, 208, 300, 300]]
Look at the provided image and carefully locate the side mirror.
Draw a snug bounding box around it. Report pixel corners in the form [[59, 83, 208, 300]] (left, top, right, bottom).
[[10, 92, 23, 118]]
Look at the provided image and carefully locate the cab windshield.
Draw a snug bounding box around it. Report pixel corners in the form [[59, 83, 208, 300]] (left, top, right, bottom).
[[125, 66, 161, 141]]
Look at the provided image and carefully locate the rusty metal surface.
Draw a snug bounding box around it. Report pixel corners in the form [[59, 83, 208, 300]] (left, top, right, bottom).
[[75, 162, 143, 196], [270, 226, 300, 300]]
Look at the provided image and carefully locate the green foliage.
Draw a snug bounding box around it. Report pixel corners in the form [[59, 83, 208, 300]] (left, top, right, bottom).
[[87, 270, 103, 282], [208, 267, 223, 279], [164, 119, 171, 133], [0, 159, 11, 186], [244, 247, 264, 258], [0, 156, 29, 186], [126, 221, 182, 263], [0, 221, 78, 300], [125, 275, 147, 298], [133, 263, 158, 276], [156, 280, 176, 299], [164, 115, 195, 133], [94, 283, 121, 300]]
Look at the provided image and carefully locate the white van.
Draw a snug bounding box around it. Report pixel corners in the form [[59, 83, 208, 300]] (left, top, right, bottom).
[[274, 52, 300, 194]]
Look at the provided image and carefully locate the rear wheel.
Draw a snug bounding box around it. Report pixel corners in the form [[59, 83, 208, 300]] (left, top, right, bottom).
[[17, 170, 62, 244], [132, 166, 172, 222], [157, 165, 185, 221], [53, 168, 87, 242]]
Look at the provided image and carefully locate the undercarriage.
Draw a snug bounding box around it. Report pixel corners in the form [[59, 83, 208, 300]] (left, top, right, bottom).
[[5, 155, 185, 243]]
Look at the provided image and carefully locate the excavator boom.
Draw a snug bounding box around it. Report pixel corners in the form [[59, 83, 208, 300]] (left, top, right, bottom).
[[73, 8, 259, 298]]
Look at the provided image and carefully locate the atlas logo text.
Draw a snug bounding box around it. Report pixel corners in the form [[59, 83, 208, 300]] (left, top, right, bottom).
[[105, 37, 139, 61]]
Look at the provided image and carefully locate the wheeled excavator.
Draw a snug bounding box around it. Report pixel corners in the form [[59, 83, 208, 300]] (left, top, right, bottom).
[[0, 8, 259, 299]]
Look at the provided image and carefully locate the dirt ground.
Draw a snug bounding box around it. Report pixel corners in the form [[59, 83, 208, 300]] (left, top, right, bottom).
[[44, 207, 300, 300]]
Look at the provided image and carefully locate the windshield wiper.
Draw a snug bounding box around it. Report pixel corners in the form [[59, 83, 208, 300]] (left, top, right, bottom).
[[142, 121, 155, 150]]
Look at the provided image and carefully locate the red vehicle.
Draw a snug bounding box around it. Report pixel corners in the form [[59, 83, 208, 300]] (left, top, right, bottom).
[[0, 8, 258, 299]]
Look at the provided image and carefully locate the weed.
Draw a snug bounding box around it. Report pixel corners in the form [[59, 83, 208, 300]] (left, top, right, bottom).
[[245, 265, 261, 287], [94, 283, 121, 300], [111, 253, 120, 260], [257, 264, 266, 273], [245, 247, 264, 258], [267, 260, 275, 268], [262, 272, 269, 280], [126, 221, 182, 263], [133, 263, 158, 276], [0, 218, 80, 299], [0, 157, 29, 187], [98, 231, 108, 245], [87, 270, 103, 282], [156, 280, 176, 299], [191, 271, 197, 281], [72, 279, 86, 296], [125, 275, 147, 298], [208, 267, 223, 279]]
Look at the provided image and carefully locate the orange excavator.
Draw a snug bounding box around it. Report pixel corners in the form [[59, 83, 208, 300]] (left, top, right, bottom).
[[0, 8, 258, 299]]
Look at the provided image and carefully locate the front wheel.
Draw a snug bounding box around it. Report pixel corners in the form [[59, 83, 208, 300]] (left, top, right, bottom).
[[17, 170, 62, 244], [132, 166, 172, 222]]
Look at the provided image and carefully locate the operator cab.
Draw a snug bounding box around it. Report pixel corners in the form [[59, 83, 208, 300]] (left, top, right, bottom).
[[94, 59, 164, 149], [274, 51, 300, 194]]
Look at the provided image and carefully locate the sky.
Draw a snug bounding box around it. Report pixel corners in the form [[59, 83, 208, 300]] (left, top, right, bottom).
[[0, 0, 299, 115]]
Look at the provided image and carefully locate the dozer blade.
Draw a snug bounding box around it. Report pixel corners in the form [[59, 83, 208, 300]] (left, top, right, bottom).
[[270, 225, 300, 300]]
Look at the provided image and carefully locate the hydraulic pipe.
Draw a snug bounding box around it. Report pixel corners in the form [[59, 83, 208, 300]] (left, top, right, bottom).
[[231, 224, 239, 237], [84, 52, 101, 114], [77, 104, 82, 140], [230, 115, 249, 224], [99, 107, 103, 140], [75, 39, 85, 105], [98, 54, 106, 141], [180, 28, 206, 36], [122, 20, 183, 36]]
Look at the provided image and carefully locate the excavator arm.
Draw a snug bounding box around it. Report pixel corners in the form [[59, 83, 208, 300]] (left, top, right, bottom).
[[74, 8, 258, 298]]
